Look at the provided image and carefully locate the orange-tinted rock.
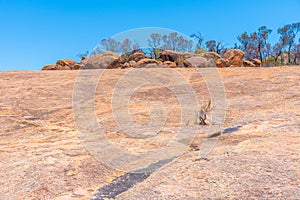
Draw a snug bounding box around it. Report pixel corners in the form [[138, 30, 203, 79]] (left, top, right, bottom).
[[122, 60, 137, 68], [42, 64, 57, 70], [215, 58, 230, 68], [222, 49, 244, 67], [136, 58, 162, 68], [206, 52, 221, 59], [42, 59, 79, 70], [128, 52, 147, 62], [243, 60, 256, 67], [72, 63, 83, 70], [252, 59, 262, 67], [163, 61, 177, 68], [82, 51, 121, 69], [56, 59, 77, 67], [1, 67, 300, 199], [159, 50, 195, 64], [42, 64, 71, 70]]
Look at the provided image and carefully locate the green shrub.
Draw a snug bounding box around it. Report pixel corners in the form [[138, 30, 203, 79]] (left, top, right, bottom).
[[195, 48, 207, 54], [156, 58, 164, 62]]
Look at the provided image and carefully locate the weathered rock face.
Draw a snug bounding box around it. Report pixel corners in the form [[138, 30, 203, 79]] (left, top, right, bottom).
[[41, 49, 258, 70], [196, 52, 229, 68], [159, 50, 195, 65], [73, 63, 83, 70], [128, 52, 147, 62], [42, 64, 58, 70], [243, 60, 256, 67], [2, 67, 300, 199], [204, 52, 221, 59], [215, 58, 230, 68], [122, 60, 137, 68], [222, 49, 244, 67], [135, 58, 162, 68], [163, 61, 177, 68], [1, 67, 300, 199], [82, 51, 121, 69], [252, 59, 262, 67], [183, 56, 216, 68], [42, 59, 79, 70], [159, 50, 180, 63], [56, 59, 77, 68]]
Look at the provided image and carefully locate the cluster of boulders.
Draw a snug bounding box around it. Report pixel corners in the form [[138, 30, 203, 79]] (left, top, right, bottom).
[[243, 58, 262, 67], [42, 49, 262, 70], [42, 58, 85, 70]]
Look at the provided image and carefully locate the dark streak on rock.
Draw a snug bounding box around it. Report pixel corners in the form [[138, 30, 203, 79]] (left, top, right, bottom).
[[92, 157, 176, 200], [222, 126, 242, 134]]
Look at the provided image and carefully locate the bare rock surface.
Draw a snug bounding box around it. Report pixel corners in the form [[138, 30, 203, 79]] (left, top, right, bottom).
[[0, 67, 299, 199]]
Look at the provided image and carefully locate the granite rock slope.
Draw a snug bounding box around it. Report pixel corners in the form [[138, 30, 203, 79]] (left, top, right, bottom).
[[0, 66, 299, 199]]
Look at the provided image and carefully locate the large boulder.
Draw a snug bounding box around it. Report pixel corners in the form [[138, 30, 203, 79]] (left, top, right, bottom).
[[252, 59, 262, 67], [56, 59, 77, 67], [72, 63, 84, 70], [56, 59, 79, 70], [122, 60, 137, 68], [215, 58, 230, 68], [42, 59, 79, 70], [222, 49, 244, 67], [183, 56, 216, 68], [159, 50, 195, 65], [135, 58, 162, 68], [163, 61, 177, 68], [128, 52, 147, 62], [42, 64, 59, 70], [204, 52, 221, 59], [42, 64, 71, 70], [82, 51, 121, 69], [243, 60, 256, 67]]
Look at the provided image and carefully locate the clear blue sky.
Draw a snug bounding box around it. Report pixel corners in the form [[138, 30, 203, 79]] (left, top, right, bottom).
[[0, 0, 299, 70]]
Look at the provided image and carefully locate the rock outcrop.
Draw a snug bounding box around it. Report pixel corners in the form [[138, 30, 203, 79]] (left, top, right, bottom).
[[2, 67, 300, 199], [183, 56, 216, 68], [159, 50, 195, 65], [81, 51, 121, 69], [42, 59, 79, 70], [135, 58, 162, 68], [41, 49, 266, 70], [215, 58, 230, 68], [128, 52, 148, 62], [203, 52, 221, 59], [252, 59, 262, 67], [122, 60, 137, 68], [222, 49, 244, 67], [56, 59, 77, 69], [243, 60, 256, 67], [163, 61, 177, 68], [42, 64, 59, 70]]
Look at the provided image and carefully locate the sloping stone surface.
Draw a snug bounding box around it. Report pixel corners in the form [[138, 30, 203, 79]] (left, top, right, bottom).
[[0, 67, 299, 199]]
